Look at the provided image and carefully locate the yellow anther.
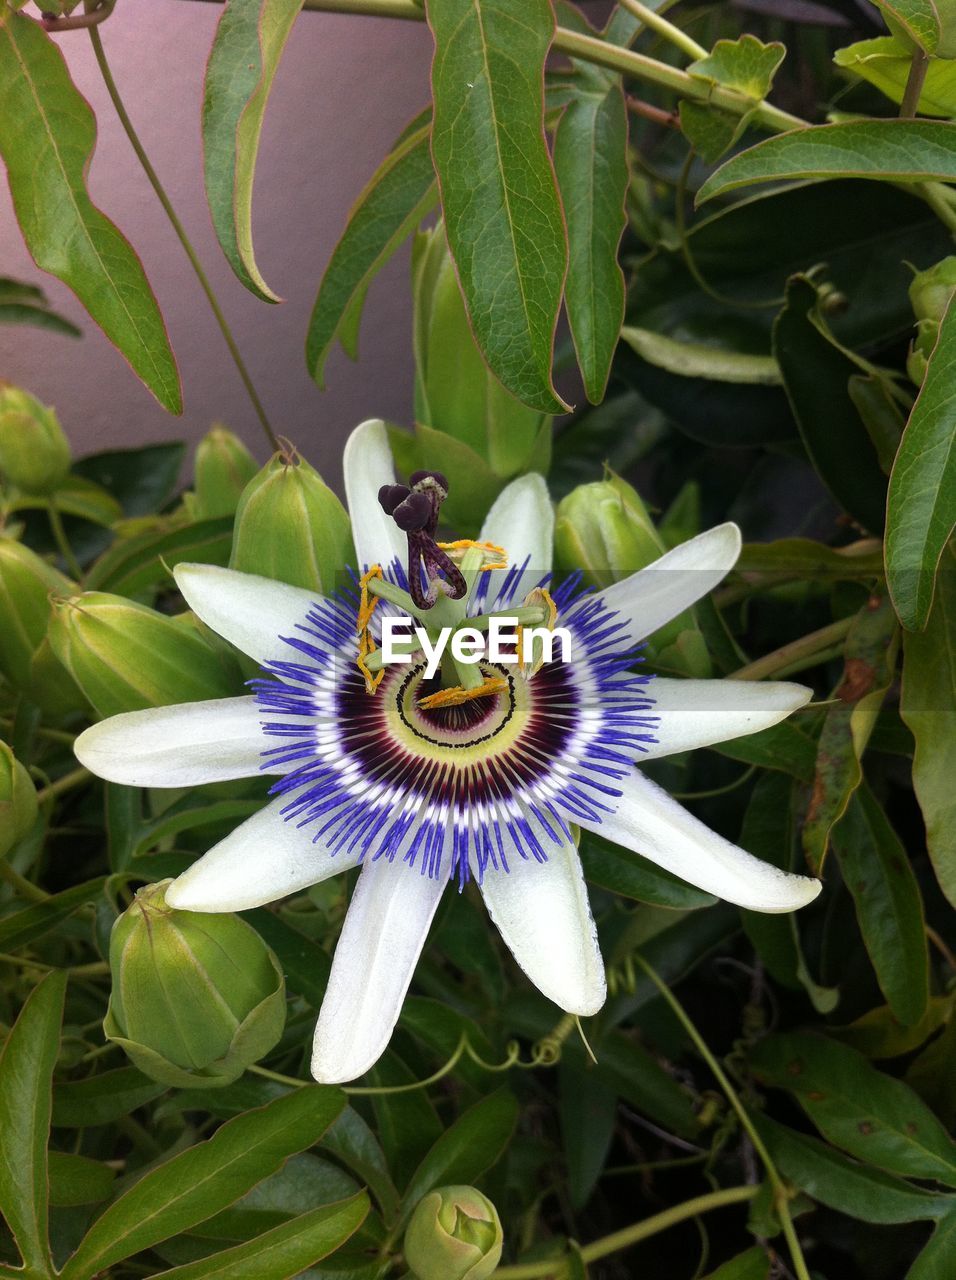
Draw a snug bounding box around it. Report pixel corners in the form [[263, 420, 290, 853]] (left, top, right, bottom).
[[516, 586, 559, 678], [437, 539, 508, 571], [418, 675, 509, 710], [356, 565, 385, 693]]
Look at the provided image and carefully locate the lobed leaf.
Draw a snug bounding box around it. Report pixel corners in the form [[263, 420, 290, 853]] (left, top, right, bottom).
[[427, 0, 569, 413], [0, 12, 181, 412], [203, 0, 304, 301]]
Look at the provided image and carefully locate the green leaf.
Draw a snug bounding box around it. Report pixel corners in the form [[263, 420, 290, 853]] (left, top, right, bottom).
[[740, 774, 800, 988], [559, 1057, 616, 1210], [48, 1152, 116, 1209], [203, 0, 303, 302], [712, 719, 817, 782], [592, 1029, 699, 1140], [427, 0, 569, 413], [242, 909, 331, 1008], [909, 1212, 956, 1280], [553, 66, 627, 403], [0, 275, 80, 336], [831, 784, 929, 1027], [679, 101, 746, 166], [750, 1033, 956, 1184], [870, 0, 946, 54], [735, 537, 886, 582], [900, 544, 956, 907], [755, 1115, 953, 1224], [400, 1088, 518, 1218], [52, 1067, 166, 1128], [848, 372, 907, 473], [149, 1192, 369, 1280], [620, 327, 780, 384], [689, 34, 786, 99], [0, 878, 107, 953], [697, 121, 956, 206], [75, 443, 186, 517], [773, 274, 888, 532], [802, 595, 899, 873], [60, 1088, 345, 1280], [835, 36, 956, 117], [886, 292, 956, 630], [578, 828, 717, 910], [84, 516, 234, 598], [0, 13, 181, 412], [0, 969, 66, 1278], [306, 115, 436, 387], [702, 1247, 771, 1280], [321, 1108, 399, 1222]]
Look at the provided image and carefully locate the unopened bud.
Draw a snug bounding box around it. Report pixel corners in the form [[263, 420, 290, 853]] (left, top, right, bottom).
[[48, 592, 240, 717], [910, 257, 956, 327], [555, 474, 664, 586], [104, 880, 286, 1088], [0, 538, 74, 694], [193, 425, 258, 520], [0, 384, 71, 494], [230, 445, 353, 593], [404, 1186, 503, 1280], [0, 741, 38, 857]]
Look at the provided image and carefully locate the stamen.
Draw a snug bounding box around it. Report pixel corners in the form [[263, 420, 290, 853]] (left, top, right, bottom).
[[356, 565, 385, 693], [437, 539, 508, 572], [378, 470, 467, 609], [517, 586, 559, 678], [418, 675, 510, 710]]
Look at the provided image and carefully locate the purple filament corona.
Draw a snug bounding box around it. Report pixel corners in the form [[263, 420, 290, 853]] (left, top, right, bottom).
[[251, 564, 659, 887]]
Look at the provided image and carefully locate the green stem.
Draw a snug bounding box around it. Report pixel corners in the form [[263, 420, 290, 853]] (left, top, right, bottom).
[[86, 24, 280, 452], [0, 858, 49, 902], [617, 0, 707, 60], [495, 1185, 758, 1278], [34, 766, 90, 807], [182, 0, 806, 134], [46, 501, 83, 579], [729, 617, 853, 682], [899, 47, 929, 118], [632, 954, 812, 1280]]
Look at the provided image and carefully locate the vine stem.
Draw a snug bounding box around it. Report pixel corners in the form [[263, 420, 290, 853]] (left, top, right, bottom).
[[617, 0, 707, 61], [0, 857, 49, 903], [494, 1185, 758, 1278], [632, 954, 812, 1280], [899, 47, 929, 119], [85, 23, 280, 453], [181, 0, 806, 134], [34, 766, 90, 807], [46, 501, 83, 579], [729, 616, 853, 682]]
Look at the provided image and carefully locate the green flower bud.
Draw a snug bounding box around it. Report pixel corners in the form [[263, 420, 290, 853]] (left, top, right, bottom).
[[404, 1187, 503, 1280], [0, 741, 38, 858], [0, 538, 75, 696], [0, 384, 71, 495], [48, 592, 240, 717], [555, 474, 665, 587], [909, 257, 956, 326], [104, 880, 286, 1088], [230, 444, 353, 593], [193, 424, 259, 520], [412, 224, 548, 479]]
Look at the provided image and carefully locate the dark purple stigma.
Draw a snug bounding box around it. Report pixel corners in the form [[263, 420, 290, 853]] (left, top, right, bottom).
[[377, 471, 465, 609]]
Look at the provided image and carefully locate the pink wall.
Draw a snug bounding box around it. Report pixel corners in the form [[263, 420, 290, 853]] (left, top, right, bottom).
[[0, 0, 435, 490]]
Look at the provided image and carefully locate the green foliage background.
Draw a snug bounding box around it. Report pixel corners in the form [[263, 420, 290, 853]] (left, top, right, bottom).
[[2, 0, 956, 1277]]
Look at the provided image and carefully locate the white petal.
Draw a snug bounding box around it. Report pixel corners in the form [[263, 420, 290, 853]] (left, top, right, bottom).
[[479, 472, 553, 576], [578, 771, 821, 913], [640, 678, 812, 760], [596, 523, 742, 643], [311, 859, 445, 1083], [166, 796, 360, 912], [174, 563, 322, 668], [343, 419, 406, 574], [476, 828, 606, 1016], [74, 697, 268, 787]]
